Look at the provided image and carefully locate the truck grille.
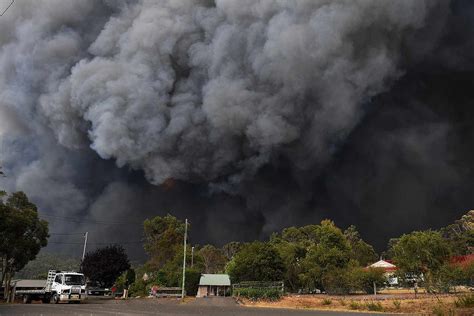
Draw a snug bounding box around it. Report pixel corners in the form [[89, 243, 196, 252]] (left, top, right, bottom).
[[71, 286, 81, 294]]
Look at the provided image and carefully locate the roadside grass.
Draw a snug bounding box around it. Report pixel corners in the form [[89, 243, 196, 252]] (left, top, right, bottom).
[[365, 301, 383, 312], [432, 303, 455, 316], [322, 298, 332, 305], [239, 291, 472, 314], [454, 293, 474, 308], [349, 300, 360, 310], [392, 299, 401, 310]]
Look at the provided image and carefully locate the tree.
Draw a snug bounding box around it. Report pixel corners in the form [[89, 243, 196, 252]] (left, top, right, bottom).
[[305, 220, 351, 270], [270, 235, 307, 292], [390, 230, 451, 283], [0, 191, 49, 300], [81, 245, 130, 288], [199, 245, 227, 273], [440, 210, 474, 256], [222, 241, 242, 260], [226, 242, 285, 283], [299, 220, 352, 291], [143, 215, 186, 270], [16, 252, 79, 279], [344, 225, 378, 266]]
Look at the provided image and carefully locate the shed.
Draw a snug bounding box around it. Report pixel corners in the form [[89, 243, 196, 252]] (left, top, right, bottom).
[[196, 274, 231, 297]]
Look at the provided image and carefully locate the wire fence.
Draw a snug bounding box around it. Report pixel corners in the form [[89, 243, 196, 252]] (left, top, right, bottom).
[[232, 281, 285, 293]]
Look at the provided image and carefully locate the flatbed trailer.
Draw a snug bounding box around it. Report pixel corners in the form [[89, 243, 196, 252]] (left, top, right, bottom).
[[15, 270, 86, 304]]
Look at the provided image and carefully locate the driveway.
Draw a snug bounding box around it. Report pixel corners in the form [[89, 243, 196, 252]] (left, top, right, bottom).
[[0, 298, 392, 316]]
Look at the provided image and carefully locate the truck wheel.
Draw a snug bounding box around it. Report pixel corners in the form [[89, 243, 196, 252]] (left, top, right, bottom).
[[42, 297, 51, 304], [22, 295, 32, 304], [52, 293, 59, 304]]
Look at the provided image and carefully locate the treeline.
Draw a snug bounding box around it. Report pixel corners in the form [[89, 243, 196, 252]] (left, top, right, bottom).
[[118, 211, 473, 296], [1, 191, 49, 301]]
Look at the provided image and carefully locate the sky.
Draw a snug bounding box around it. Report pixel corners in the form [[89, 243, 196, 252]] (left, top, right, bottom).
[[0, 0, 473, 261]]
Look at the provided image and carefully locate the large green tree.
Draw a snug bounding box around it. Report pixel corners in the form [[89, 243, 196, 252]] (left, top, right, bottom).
[[390, 230, 451, 278], [298, 220, 352, 291], [0, 191, 49, 300], [81, 245, 130, 288], [226, 242, 285, 283], [143, 215, 186, 270]]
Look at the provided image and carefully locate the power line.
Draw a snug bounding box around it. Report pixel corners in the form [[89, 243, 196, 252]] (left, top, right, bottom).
[[0, 0, 14, 16], [48, 241, 143, 245], [49, 232, 86, 236], [39, 213, 143, 225]]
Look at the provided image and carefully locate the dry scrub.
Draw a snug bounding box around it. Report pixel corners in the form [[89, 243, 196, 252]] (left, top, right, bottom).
[[241, 293, 474, 315]]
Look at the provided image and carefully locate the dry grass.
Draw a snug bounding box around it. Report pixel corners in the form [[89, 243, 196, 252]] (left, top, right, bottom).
[[241, 293, 474, 314]]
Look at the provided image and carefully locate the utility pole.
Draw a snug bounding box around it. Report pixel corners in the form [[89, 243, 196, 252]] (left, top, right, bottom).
[[82, 232, 88, 261], [191, 246, 194, 268], [181, 219, 188, 300]]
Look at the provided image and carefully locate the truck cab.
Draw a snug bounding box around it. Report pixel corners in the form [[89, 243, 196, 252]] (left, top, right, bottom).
[[50, 272, 87, 303]]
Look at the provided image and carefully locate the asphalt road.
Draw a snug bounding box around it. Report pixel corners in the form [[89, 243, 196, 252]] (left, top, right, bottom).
[[0, 298, 390, 316]]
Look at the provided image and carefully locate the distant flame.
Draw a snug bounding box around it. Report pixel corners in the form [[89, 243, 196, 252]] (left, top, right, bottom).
[[162, 178, 176, 191]]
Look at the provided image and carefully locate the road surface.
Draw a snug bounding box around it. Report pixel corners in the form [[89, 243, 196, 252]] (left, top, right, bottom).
[[0, 297, 392, 316]]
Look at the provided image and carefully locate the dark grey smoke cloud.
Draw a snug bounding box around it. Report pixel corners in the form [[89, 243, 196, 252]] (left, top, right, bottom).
[[0, 0, 473, 260]]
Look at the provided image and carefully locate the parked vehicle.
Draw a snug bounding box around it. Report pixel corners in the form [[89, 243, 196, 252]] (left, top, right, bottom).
[[15, 270, 87, 304]]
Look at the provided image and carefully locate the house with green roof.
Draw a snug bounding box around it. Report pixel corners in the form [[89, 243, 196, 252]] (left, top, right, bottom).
[[196, 274, 231, 297]]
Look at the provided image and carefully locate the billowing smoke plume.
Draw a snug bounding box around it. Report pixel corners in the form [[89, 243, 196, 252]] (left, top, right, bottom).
[[0, 0, 473, 259]]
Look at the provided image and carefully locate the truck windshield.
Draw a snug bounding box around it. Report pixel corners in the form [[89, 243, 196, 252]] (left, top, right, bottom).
[[64, 274, 85, 285]]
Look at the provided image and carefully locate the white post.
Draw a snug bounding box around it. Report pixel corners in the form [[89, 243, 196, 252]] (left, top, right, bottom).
[[373, 281, 377, 296], [181, 219, 188, 300], [82, 232, 88, 261], [191, 246, 194, 268]]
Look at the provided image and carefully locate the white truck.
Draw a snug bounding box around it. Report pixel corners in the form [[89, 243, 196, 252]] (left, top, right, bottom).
[[16, 270, 87, 304]]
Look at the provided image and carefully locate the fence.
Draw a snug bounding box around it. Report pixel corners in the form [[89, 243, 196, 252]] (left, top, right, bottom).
[[232, 281, 285, 293], [151, 286, 183, 298]]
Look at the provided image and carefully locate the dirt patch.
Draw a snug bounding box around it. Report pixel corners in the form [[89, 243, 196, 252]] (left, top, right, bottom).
[[240, 293, 474, 315]]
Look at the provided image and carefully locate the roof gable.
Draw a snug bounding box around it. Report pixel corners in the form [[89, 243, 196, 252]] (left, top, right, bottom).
[[198, 274, 231, 286], [369, 260, 397, 269]]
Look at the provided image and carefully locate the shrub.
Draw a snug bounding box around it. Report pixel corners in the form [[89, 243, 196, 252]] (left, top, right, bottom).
[[128, 278, 147, 297], [431, 264, 465, 293], [454, 294, 474, 308], [365, 301, 383, 312], [322, 268, 353, 295], [432, 304, 444, 316], [235, 288, 281, 301], [338, 298, 346, 306], [432, 304, 455, 316], [322, 298, 332, 305], [349, 301, 360, 310], [352, 267, 386, 294], [392, 300, 401, 310], [114, 269, 136, 292]]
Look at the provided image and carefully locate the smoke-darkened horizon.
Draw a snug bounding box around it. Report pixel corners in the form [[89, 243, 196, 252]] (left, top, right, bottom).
[[1, 0, 473, 261]]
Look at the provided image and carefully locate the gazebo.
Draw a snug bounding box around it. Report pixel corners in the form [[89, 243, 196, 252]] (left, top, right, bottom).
[[196, 274, 231, 297]]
